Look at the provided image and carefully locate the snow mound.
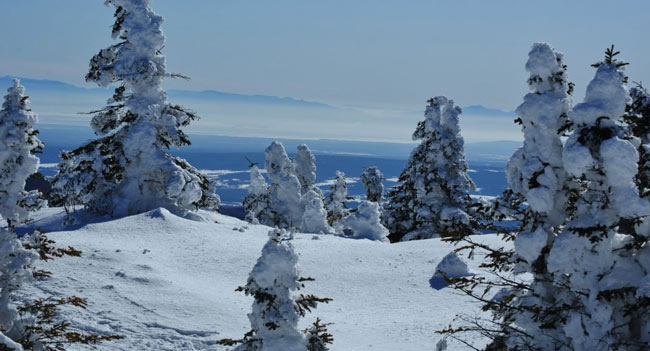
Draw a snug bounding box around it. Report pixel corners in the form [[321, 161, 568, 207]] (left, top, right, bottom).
[[430, 252, 473, 290]]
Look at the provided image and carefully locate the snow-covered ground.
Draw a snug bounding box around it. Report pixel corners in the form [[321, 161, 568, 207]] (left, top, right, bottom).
[[18, 208, 509, 351]]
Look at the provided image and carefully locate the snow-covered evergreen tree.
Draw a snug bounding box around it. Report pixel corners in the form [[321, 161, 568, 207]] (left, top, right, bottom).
[[339, 201, 389, 241], [324, 171, 349, 227], [624, 84, 650, 197], [265, 142, 303, 228], [220, 229, 332, 351], [300, 190, 332, 234], [0, 79, 43, 230], [0, 229, 37, 349], [544, 46, 650, 351], [494, 42, 574, 350], [50, 0, 219, 217], [360, 167, 384, 203], [294, 144, 319, 195], [243, 165, 271, 225], [384, 96, 475, 241]]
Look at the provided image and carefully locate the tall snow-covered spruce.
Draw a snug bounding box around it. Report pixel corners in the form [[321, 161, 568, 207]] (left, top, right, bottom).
[[294, 144, 319, 195], [384, 96, 475, 241], [493, 42, 574, 350], [243, 164, 270, 225], [324, 171, 349, 226], [360, 166, 384, 203], [50, 0, 219, 217], [219, 229, 332, 351], [545, 46, 650, 351], [264, 142, 303, 228], [0, 79, 43, 230]]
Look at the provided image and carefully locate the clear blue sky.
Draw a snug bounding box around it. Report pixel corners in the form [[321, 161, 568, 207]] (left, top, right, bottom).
[[0, 0, 648, 111]]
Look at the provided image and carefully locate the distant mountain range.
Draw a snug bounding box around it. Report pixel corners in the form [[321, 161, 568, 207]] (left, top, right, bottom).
[[0, 75, 514, 116], [0, 75, 332, 109]]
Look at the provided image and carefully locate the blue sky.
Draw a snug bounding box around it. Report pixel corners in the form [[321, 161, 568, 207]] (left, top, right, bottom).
[[1, 1, 648, 112]]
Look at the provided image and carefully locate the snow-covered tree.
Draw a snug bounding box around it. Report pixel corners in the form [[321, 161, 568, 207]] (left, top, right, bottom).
[[544, 46, 650, 351], [294, 144, 319, 195], [384, 96, 475, 241], [324, 171, 349, 226], [494, 42, 574, 350], [339, 201, 389, 241], [0, 229, 36, 350], [243, 165, 271, 225], [219, 229, 332, 351], [50, 0, 219, 217], [265, 142, 303, 228], [300, 190, 332, 234], [360, 167, 384, 203], [624, 84, 650, 197], [0, 79, 43, 230]]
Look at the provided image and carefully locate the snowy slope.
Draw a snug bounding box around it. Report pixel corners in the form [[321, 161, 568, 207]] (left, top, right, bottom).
[[18, 208, 509, 351]]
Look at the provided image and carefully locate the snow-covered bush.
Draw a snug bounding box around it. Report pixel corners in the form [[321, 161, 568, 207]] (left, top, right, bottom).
[[0, 79, 43, 230], [324, 171, 349, 225], [360, 167, 384, 203], [265, 142, 303, 228], [384, 96, 475, 241], [243, 165, 270, 225], [50, 0, 219, 217], [338, 201, 388, 241], [219, 229, 332, 351], [301, 190, 333, 234]]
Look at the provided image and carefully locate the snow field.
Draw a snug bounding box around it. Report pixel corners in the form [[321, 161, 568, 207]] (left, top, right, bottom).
[[20, 208, 507, 350]]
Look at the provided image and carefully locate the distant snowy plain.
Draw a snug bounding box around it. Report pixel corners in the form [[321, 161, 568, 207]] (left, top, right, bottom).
[[18, 207, 510, 351]]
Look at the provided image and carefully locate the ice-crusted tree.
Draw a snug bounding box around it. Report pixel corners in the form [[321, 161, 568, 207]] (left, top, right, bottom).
[[478, 43, 574, 350], [497, 42, 573, 350], [624, 83, 650, 197], [360, 166, 384, 203], [339, 201, 389, 241], [294, 144, 319, 195], [544, 46, 650, 351], [219, 229, 332, 351], [384, 96, 476, 241], [50, 0, 219, 217], [301, 190, 332, 234], [265, 142, 303, 228], [324, 171, 349, 225], [0, 79, 43, 230], [243, 164, 271, 225], [0, 229, 37, 350], [439, 45, 650, 351]]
